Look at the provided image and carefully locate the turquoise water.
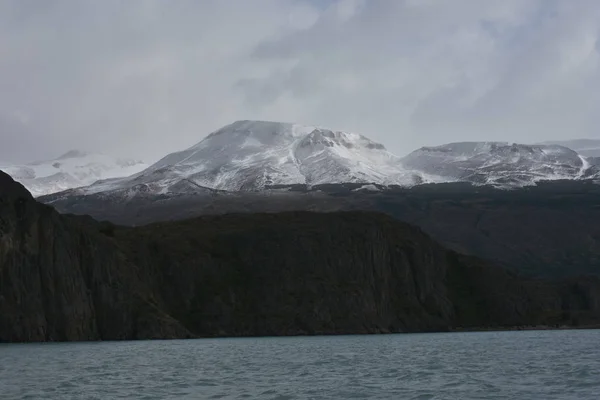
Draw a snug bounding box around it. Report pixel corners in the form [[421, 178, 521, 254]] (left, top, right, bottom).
[[1, 330, 599, 399]]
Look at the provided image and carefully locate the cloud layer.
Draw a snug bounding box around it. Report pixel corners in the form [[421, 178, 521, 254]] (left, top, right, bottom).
[[1, 0, 599, 163]]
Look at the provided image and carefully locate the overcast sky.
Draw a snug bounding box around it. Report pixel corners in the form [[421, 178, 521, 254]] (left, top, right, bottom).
[[1, 0, 600, 164]]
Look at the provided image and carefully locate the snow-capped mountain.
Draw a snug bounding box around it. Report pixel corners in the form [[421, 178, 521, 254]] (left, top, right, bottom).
[[0, 150, 148, 197], [56, 120, 433, 198], [38, 121, 600, 203], [400, 142, 599, 186]]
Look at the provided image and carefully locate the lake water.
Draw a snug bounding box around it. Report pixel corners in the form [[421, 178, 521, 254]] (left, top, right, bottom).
[[1, 330, 599, 399]]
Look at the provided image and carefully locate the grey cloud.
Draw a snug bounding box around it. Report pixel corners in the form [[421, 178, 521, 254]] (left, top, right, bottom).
[[1, 0, 599, 164], [241, 0, 600, 153], [0, 0, 306, 163]]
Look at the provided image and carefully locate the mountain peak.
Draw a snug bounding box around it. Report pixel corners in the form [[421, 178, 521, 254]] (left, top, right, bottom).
[[200, 120, 316, 144], [231, 119, 295, 127], [66, 120, 415, 195]]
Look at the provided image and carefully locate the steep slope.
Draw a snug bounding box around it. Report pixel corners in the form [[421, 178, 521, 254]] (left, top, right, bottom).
[[3, 172, 600, 342], [0, 150, 147, 197], [400, 142, 599, 187]]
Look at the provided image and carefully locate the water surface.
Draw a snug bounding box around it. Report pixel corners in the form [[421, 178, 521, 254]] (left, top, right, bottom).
[[1, 330, 599, 399]]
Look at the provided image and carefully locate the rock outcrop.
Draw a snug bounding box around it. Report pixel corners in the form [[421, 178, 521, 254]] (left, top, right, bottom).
[[2, 171, 600, 342]]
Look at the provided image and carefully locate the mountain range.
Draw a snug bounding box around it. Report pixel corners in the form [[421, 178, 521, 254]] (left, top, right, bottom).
[[25, 121, 600, 282], [10, 120, 600, 200], [4, 122, 600, 343], [40, 120, 430, 198]]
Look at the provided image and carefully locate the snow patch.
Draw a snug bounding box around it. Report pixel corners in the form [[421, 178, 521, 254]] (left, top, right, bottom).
[[353, 184, 382, 192], [2, 151, 148, 197]]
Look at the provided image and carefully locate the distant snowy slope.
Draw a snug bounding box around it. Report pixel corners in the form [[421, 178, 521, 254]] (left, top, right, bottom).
[[1, 150, 148, 197], [400, 142, 599, 186], [63, 120, 426, 197]]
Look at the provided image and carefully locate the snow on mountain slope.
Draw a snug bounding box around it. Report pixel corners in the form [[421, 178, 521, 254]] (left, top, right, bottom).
[[64, 120, 426, 197], [38, 122, 600, 202], [400, 142, 599, 187], [539, 139, 600, 157], [0, 150, 148, 197]]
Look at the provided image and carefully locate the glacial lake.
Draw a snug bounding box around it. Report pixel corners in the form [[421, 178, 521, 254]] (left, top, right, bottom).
[[1, 330, 599, 399]]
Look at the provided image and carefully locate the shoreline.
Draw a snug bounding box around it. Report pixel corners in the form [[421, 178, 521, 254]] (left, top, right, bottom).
[[3, 325, 600, 345], [449, 324, 600, 332]]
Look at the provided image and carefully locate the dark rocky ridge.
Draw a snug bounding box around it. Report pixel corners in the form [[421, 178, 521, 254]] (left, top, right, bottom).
[[42, 180, 600, 278], [2, 172, 600, 342]]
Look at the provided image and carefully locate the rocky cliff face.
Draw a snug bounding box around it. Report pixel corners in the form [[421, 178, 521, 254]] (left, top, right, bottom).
[[1, 172, 600, 342], [0, 172, 190, 342]]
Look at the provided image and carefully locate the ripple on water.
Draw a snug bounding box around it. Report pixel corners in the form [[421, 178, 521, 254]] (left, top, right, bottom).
[[1, 330, 600, 400]]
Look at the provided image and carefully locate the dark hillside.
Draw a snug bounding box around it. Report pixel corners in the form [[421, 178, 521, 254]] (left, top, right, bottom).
[[3, 172, 600, 342]]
